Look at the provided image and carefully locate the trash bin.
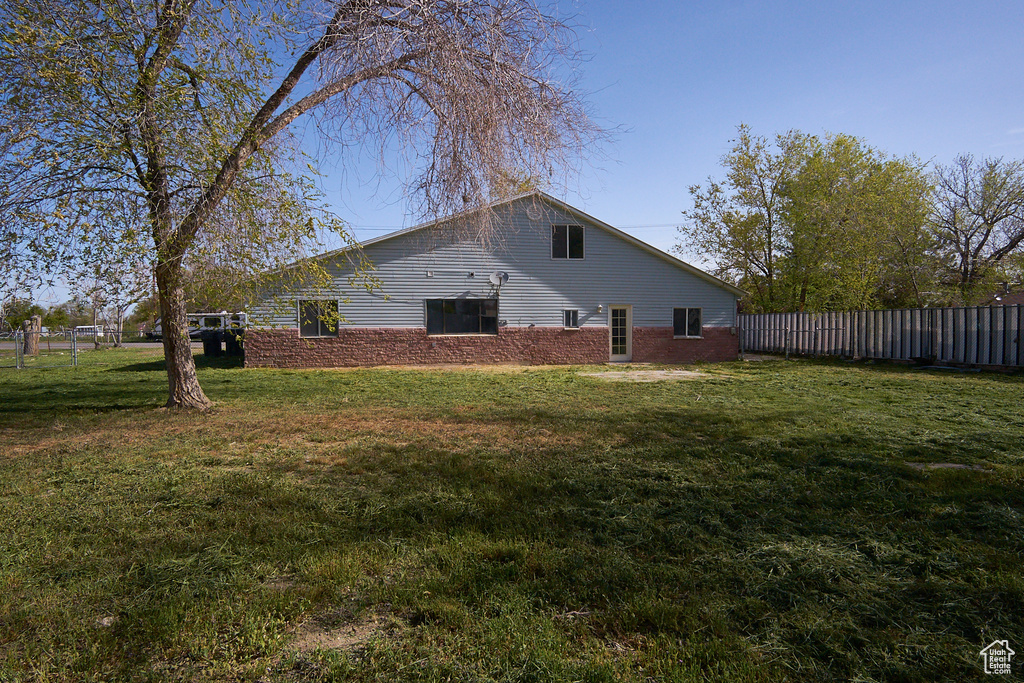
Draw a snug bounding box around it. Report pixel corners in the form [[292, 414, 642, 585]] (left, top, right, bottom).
[[201, 330, 223, 357], [224, 329, 244, 357]]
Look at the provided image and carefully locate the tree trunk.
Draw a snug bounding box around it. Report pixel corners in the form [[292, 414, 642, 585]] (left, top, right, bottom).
[[113, 308, 124, 348], [22, 316, 41, 356], [156, 261, 211, 409]]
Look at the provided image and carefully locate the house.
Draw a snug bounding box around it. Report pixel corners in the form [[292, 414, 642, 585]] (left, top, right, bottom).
[[245, 192, 744, 368]]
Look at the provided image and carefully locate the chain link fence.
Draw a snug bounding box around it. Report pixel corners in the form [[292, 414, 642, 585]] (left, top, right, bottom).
[[0, 330, 79, 369]]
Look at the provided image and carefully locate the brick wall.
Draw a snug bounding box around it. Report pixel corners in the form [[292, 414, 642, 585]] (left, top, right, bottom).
[[244, 326, 738, 368], [633, 326, 739, 363]]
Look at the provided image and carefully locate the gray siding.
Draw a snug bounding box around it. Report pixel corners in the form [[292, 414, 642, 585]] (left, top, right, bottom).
[[250, 197, 738, 330]]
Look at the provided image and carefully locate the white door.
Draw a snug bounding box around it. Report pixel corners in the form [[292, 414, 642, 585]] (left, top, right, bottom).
[[609, 305, 632, 361]]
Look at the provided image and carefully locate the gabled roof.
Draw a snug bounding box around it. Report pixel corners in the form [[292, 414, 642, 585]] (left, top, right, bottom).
[[534, 192, 746, 298], [322, 191, 745, 298]]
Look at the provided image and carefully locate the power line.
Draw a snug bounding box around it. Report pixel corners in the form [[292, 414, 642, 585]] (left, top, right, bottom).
[[349, 222, 682, 232]]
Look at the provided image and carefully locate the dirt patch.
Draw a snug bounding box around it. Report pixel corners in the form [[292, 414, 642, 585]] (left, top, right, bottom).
[[301, 363, 540, 373], [5, 404, 575, 466], [290, 609, 385, 654], [1, 410, 212, 457], [263, 575, 295, 591], [905, 462, 988, 472], [260, 410, 578, 456], [579, 369, 710, 382], [3, 430, 133, 458]]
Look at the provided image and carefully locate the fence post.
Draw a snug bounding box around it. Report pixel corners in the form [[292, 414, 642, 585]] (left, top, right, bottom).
[[741, 315, 749, 358]]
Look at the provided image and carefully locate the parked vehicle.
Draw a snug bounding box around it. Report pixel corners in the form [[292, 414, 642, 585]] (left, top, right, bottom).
[[147, 312, 247, 341]]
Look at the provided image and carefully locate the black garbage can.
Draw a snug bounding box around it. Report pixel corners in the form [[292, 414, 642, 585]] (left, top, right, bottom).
[[201, 330, 223, 357], [224, 329, 244, 357]]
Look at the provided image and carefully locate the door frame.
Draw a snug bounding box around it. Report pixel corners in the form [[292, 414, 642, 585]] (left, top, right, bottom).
[[609, 305, 632, 362]]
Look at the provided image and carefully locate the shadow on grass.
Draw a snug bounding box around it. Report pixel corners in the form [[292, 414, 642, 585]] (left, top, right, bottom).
[[788, 356, 1024, 382], [0, 356, 243, 421], [116, 354, 244, 372]]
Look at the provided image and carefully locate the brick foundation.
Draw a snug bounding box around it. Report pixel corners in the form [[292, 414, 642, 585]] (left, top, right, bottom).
[[632, 326, 739, 364], [244, 326, 739, 368]]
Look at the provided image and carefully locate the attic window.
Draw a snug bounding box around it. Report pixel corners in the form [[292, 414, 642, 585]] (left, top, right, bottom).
[[552, 225, 584, 259]]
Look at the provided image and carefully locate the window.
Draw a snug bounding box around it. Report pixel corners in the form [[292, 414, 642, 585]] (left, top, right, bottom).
[[552, 225, 584, 259], [563, 309, 579, 329], [673, 307, 702, 338], [299, 300, 339, 337], [425, 299, 498, 335]]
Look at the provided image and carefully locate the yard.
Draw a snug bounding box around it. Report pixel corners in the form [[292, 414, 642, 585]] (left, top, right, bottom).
[[1, 349, 1022, 681]]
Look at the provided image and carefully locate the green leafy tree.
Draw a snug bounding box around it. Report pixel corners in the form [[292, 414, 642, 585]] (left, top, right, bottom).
[[677, 125, 813, 312], [781, 134, 932, 310], [679, 126, 932, 313], [43, 300, 92, 330], [1, 0, 597, 408], [127, 295, 161, 331], [998, 253, 1024, 290], [42, 306, 71, 332], [1, 298, 45, 331]]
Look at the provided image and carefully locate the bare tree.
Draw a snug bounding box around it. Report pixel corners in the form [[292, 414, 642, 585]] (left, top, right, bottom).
[[73, 261, 153, 347], [1, 0, 598, 408], [930, 155, 1024, 302]]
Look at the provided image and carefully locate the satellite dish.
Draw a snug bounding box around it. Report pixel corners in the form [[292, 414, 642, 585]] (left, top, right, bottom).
[[489, 271, 509, 286]]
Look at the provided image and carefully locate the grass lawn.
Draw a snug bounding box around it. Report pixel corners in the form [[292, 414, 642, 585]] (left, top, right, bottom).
[[1, 348, 1022, 682]]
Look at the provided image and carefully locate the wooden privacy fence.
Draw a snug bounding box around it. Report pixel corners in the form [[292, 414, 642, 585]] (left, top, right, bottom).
[[739, 305, 1024, 368]]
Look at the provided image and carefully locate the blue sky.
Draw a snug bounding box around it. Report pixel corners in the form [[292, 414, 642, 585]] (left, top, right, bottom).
[[24, 0, 1024, 307], [323, 0, 1024, 263]]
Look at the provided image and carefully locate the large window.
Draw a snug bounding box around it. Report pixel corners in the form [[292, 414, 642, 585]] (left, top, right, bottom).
[[299, 300, 339, 337], [552, 225, 584, 259], [426, 299, 498, 335], [673, 307, 702, 338]]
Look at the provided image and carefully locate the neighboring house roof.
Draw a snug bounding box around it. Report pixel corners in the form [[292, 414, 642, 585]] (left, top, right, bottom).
[[317, 191, 745, 298], [981, 291, 1024, 306]]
